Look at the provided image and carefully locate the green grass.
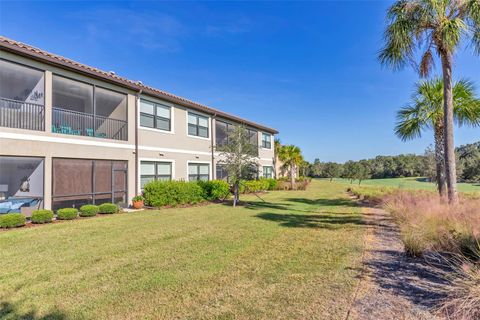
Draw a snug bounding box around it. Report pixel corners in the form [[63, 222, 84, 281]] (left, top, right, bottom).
[[0, 180, 364, 320], [331, 177, 480, 193]]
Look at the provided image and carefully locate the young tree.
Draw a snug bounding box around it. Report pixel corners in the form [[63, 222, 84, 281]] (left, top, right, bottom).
[[218, 125, 258, 207], [342, 161, 357, 184], [278, 145, 303, 190], [323, 162, 342, 182], [395, 78, 480, 197], [379, 0, 480, 203]]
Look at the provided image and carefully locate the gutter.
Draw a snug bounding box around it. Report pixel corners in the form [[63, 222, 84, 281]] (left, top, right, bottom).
[[135, 89, 143, 195], [211, 114, 217, 179]]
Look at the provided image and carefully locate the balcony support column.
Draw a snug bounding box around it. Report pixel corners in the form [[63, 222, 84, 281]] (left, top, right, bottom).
[[44, 71, 52, 133]]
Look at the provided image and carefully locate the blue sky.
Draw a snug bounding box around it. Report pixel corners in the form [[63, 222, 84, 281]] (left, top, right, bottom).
[[1, 1, 478, 162]]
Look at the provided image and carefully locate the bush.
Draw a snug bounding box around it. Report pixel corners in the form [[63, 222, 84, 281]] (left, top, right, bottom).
[[242, 179, 270, 193], [263, 178, 277, 190], [79, 205, 99, 217], [0, 213, 26, 228], [57, 208, 78, 220], [198, 180, 230, 201], [98, 203, 118, 214], [143, 180, 205, 207], [31, 210, 54, 224]]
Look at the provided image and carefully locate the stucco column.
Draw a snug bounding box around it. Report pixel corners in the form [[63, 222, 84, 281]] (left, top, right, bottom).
[[44, 71, 52, 132], [43, 156, 52, 210]]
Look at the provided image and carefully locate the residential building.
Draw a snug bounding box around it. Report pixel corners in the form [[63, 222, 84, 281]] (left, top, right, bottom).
[[0, 36, 277, 211]]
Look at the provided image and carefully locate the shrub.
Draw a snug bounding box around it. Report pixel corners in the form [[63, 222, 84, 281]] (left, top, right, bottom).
[[143, 180, 205, 207], [243, 179, 270, 193], [198, 180, 230, 201], [0, 213, 26, 228], [263, 178, 277, 190], [31, 210, 54, 224], [98, 203, 118, 214], [57, 208, 78, 220], [79, 205, 99, 217], [438, 247, 480, 320]]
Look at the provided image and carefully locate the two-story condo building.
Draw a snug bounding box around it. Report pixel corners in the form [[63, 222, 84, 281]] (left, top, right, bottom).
[[0, 36, 277, 211]]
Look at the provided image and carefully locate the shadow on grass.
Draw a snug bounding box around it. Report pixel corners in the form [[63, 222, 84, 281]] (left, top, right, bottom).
[[0, 301, 67, 320], [283, 198, 358, 208], [255, 212, 364, 229]]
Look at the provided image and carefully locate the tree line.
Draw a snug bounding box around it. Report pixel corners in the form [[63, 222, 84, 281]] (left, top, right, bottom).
[[306, 141, 480, 184]]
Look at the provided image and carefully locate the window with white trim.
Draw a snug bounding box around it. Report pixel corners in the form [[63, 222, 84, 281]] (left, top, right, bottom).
[[188, 163, 209, 181], [140, 161, 172, 188], [261, 133, 272, 149], [188, 112, 209, 138], [140, 99, 171, 131], [263, 166, 273, 179]]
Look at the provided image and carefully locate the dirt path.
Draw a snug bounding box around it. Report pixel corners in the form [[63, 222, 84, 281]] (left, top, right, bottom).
[[348, 206, 450, 320]]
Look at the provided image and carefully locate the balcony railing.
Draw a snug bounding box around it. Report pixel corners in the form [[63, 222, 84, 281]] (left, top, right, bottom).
[[52, 107, 127, 141], [0, 97, 45, 131]]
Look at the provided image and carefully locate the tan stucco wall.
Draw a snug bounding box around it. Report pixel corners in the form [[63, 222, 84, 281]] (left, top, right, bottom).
[[0, 51, 277, 208]]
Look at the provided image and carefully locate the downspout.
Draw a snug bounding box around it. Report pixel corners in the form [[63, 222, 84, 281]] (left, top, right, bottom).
[[211, 113, 217, 180], [135, 89, 143, 195]]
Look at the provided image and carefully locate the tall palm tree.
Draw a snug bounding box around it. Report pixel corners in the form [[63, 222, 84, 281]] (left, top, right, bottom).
[[379, 0, 480, 203], [395, 78, 480, 197], [278, 145, 303, 190]]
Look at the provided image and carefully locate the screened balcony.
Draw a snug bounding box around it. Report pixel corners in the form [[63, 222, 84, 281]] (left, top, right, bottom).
[[0, 60, 45, 131], [52, 75, 128, 141]]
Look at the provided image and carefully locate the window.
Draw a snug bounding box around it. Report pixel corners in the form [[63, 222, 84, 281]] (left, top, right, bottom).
[[188, 112, 209, 138], [0, 157, 44, 211], [215, 120, 235, 147], [95, 87, 127, 121], [247, 128, 258, 146], [52, 159, 127, 210], [53, 76, 93, 114], [262, 133, 272, 149], [263, 166, 273, 179], [216, 164, 229, 181], [140, 99, 171, 131], [0, 60, 45, 131], [140, 161, 172, 188], [188, 163, 209, 181], [0, 60, 45, 105]]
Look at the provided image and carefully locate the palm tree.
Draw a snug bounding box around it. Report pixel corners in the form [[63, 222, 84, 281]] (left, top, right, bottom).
[[395, 78, 480, 197], [278, 145, 303, 190], [379, 0, 480, 203]]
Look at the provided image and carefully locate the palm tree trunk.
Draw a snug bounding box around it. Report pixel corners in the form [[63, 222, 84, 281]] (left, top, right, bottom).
[[290, 164, 296, 190], [434, 123, 447, 198], [440, 52, 459, 204]]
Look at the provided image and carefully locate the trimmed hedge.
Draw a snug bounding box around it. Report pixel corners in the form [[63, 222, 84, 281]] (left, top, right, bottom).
[[98, 203, 118, 214], [57, 208, 78, 220], [0, 213, 26, 228], [79, 205, 99, 217], [242, 179, 270, 193], [198, 180, 231, 201], [31, 210, 54, 224], [143, 180, 204, 207]]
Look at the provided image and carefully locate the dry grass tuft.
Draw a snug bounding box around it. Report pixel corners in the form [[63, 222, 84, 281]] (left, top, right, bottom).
[[437, 246, 480, 320]]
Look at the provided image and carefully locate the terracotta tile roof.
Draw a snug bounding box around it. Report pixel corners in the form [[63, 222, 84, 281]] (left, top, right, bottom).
[[0, 36, 278, 134]]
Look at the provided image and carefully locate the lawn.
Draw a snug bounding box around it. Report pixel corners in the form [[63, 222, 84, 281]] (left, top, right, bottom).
[[0, 180, 365, 320], [331, 177, 480, 193]]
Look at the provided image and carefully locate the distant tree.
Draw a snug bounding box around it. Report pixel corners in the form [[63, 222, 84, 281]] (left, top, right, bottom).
[[323, 162, 342, 182], [355, 161, 371, 185], [309, 158, 323, 177], [395, 78, 480, 197], [218, 125, 258, 207], [278, 145, 303, 190], [379, 0, 480, 203], [342, 161, 357, 184]]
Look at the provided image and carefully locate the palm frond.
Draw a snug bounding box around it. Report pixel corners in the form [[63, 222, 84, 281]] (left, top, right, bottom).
[[453, 78, 480, 127], [419, 48, 435, 77]]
